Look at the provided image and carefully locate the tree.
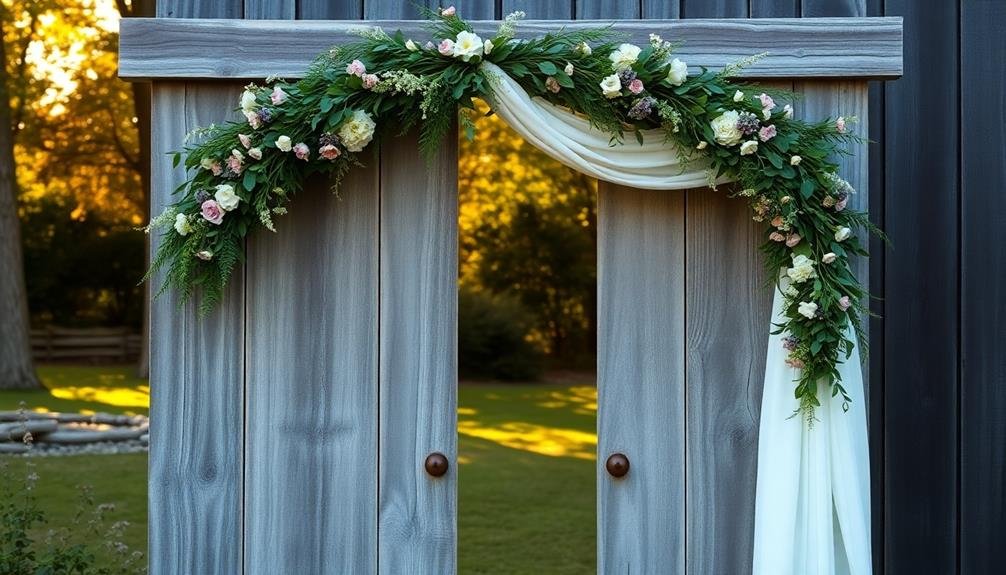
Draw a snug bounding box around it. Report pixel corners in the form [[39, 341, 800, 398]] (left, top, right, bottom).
[[0, 3, 40, 388]]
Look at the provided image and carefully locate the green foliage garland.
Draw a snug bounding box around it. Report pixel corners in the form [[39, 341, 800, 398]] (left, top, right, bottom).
[[146, 8, 881, 415]]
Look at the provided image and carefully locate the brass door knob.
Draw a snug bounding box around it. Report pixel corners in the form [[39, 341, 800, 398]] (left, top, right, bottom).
[[424, 452, 449, 477], [605, 453, 630, 478]]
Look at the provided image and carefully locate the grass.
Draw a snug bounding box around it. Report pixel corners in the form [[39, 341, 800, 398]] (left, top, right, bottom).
[[1, 365, 597, 574]]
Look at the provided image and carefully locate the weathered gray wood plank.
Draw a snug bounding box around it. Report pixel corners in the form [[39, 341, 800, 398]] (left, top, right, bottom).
[[119, 17, 904, 80], [641, 0, 680, 19], [502, 0, 573, 20], [378, 131, 458, 574], [797, 80, 869, 400], [156, 0, 241, 18], [244, 0, 293, 19], [364, 0, 431, 20], [149, 82, 245, 575], [298, 0, 362, 19], [243, 169, 380, 574], [576, 0, 638, 19], [597, 185, 686, 574], [682, 0, 748, 18]]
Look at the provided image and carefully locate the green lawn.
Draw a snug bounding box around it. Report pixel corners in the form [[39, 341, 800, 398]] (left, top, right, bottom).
[[1, 365, 597, 573]]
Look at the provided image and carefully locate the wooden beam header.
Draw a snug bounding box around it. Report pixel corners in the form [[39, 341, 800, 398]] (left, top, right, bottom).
[[119, 17, 902, 81]]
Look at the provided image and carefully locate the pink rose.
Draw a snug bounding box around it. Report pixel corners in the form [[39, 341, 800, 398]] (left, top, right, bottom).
[[319, 144, 341, 160], [238, 134, 252, 149], [362, 73, 379, 89], [785, 357, 805, 369], [438, 39, 455, 56], [758, 124, 777, 142], [346, 59, 366, 77], [835, 197, 848, 211], [545, 77, 560, 93], [769, 232, 786, 242], [201, 200, 224, 225], [759, 93, 775, 111], [293, 143, 310, 161], [836, 117, 846, 133], [628, 78, 644, 94], [243, 110, 261, 129], [270, 86, 287, 105], [209, 161, 223, 176], [771, 215, 785, 228], [785, 233, 802, 247], [441, 5, 456, 16], [227, 153, 243, 175], [838, 296, 852, 311]]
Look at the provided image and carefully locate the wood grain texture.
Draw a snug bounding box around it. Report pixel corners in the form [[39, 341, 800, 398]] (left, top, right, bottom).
[[378, 131, 458, 575], [576, 0, 638, 19], [243, 169, 380, 574], [597, 185, 686, 575], [802, 0, 865, 17], [156, 0, 241, 18], [244, 0, 294, 19], [641, 0, 680, 19], [882, 2, 959, 573], [298, 0, 362, 19], [961, 1, 1006, 571], [681, 0, 748, 18], [751, 0, 797, 18], [502, 0, 573, 20], [364, 0, 431, 20], [118, 17, 904, 81], [149, 82, 245, 575], [797, 80, 870, 398]]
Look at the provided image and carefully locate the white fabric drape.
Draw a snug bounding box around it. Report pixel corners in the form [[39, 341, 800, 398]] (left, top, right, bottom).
[[483, 61, 872, 574]]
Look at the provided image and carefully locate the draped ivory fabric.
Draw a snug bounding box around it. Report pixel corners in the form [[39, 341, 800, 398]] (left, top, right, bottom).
[[483, 61, 872, 574]]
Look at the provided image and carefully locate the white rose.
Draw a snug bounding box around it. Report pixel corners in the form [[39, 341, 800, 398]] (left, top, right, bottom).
[[599, 74, 622, 99], [248, 147, 262, 160], [785, 285, 799, 298], [199, 157, 216, 170], [790, 155, 802, 166], [733, 90, 744, 102], [609, 43, 641, 70], [783, 104, 794, 119], [452, 31, 484, 62], [483, 39, 494, 55], [577, 42, 592, 56], [240, 90, 258, 113], [275, 135, 292, 152], [405, 39, 419, 51], [786, 254, 817, 284], [822, 252, 837, 264], [696, 141, 708, 150], [710, 110, 742, 147], [798, 301, 819, 319], [666, 58, 688, 86], [564, 62, 574, 76], [338, 109, 377, 152], [215, 184, 240, 211], [196, 250, 214, 261], [835, 227, 852, 242], [740, 140, 759, 156], [173, 213, 192, 236]]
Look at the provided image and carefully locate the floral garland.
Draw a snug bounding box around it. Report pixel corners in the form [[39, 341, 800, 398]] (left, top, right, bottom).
[[146, 7, 881, 415]]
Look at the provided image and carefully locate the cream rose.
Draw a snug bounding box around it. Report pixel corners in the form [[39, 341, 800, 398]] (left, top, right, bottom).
[[275, 135, 292, 152], [834, 226, 852, 242], [666, 58, 688, 86], [338, 110, 377, 152], [710, 111, 743, 147], [483, 39, 494, 55], [405, 39, 419, 52], [822, 252, 837, 264], [608, 43, 641, 70], [214, 184, 240, 211], [786, 254, 817, 284], [240, 90, 258, 113], [452, 31, 484, 62], [733, 90, 745, 102], [740, 140, 759, 156], [798, 301, 819, 319], [600, 74, 622, 99]]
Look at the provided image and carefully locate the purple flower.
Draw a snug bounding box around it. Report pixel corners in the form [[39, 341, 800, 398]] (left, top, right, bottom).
[[782, 336, 799, 351], [627, 97, 656, 121], [617, 69, 637, 87], [257, 107, 274, 124], [735, 112, 760, 135], [319, 132, 341, 147], [194, 189, 211, 203]]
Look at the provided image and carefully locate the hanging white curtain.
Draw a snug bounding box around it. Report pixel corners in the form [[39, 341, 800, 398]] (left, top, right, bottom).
[[483, 61, 872, 575]]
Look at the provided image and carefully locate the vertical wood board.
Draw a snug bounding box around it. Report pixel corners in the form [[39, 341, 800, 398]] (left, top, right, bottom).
[[149, 82, 245, 575], [378, 132, 459, 575], [243, 171, 380, 574], [597, 185, 686, 575]]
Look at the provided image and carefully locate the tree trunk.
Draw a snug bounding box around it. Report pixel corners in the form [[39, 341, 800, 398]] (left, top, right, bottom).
[[0, 21, 40, 389]]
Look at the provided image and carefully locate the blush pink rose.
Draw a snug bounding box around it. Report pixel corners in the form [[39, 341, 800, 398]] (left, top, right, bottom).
[[441, 5, 456, 16], [835, 197, 848, 211], [545, 77, 560, 93], [785, 233, 802, 247], [838, 296, 852, 311], [771, 215, 785, 228], [836, 117, 847, 133], [209, 161, 223, 176], [270, 86, 288, 105], [362, 73, 379, 89], [758, 124, 777, 142], [238, 134, 252, 149], [759, 93, 775, 111], [769, 232, 786, 242], [319, 144, 341, 160], [227, 153, 243, 175], [628, 79, 644, 94], [346, 59, 366, 77], [438, 39, 455, 55], [293, 143, 310, 161], [785, 357, 805, 369], [201, 200, 224, 225]]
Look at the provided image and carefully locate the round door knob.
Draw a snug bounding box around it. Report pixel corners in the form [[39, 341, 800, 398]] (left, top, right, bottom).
[[424, 452, 449, 477], [605, 453, 630, 478]]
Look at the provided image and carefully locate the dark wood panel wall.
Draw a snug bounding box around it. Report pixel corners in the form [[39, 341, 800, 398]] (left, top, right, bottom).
[[152, 0, 1005, 573]]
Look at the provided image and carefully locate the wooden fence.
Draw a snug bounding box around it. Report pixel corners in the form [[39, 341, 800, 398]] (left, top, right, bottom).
[[30, 327, 142, 362]]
